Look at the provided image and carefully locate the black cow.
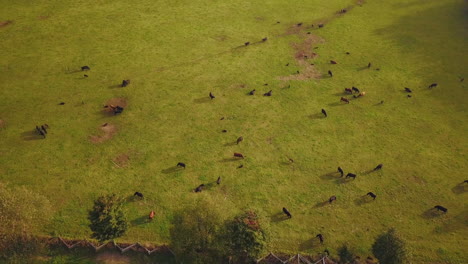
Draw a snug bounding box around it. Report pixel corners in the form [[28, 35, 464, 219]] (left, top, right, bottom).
[[428, 83, 438, 88], [282, 207, 292, 218], [262, 37, 268, 42], [404, 87, 412, 93], [373, 164, 383, 171], [177, 162, 186, 169], [194, 184, 205, 193], [41, 125, 47, 134], [321, 109, 327, 117], [367, 62, 371, 68], [434, 205, 447, 213], [81, 66, 90, 71], [434, 205, 448, 213], [209, 92, 215, 99], [36, 126, 46, 138], [121, 79, 130, 87], [236, 136, 243, 144], [113, 106, 124, 114], [286, 63, 289, 66], [134, 192, 144, 198], [329, 196, 337, 204], [463, 180, 468, 183], [297, 23, 303, 26], [59, 102, 65, 105], [248, 89, 256, 95], [318, 23, 324, 28], [316, 234, 324, 244], [237, 164, 244, 169], [264, 90, 272, 96], [244, 42, 250, 46], [84, 74, 88, 77], [328, 70, 333, 77], [352, 86, 360, 93], [346, 173, 356, 179], [217, 176, 221, 185], [367, 192, 376, 200], [338, 167, 344, 177], [222, 129, 227, 133]]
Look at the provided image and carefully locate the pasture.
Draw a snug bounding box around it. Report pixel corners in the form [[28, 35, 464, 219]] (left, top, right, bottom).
[[0, 0, 467, 262]]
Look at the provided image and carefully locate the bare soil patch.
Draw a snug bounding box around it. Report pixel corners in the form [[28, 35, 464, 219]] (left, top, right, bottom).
[[0, 20, 13, 28], [103, 98, 128, 115], [90, 123, 117, 144], [279, 34, 325, 81], [113, 154, 130, 168]]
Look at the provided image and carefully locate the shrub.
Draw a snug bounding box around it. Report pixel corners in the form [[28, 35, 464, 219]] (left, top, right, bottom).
[[223, 210, 269, 262], [371, 228, 407, 264], [88, 194, 128, 242], [338, 244, 354, 264]]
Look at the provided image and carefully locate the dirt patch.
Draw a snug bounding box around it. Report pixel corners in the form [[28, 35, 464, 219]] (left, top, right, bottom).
[[0, 20, 13, 28], [278, 34, 325, 81], [408, 175, 427, 185], [113, 154, 130, 168], [90, 123, 117, 144], [95, 251, 131, 264]]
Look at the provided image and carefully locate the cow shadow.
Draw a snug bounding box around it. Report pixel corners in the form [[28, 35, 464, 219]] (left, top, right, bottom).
[[21, 130, 43, 141], [309, 113, 325, 120], [193, 97, 211, 104], [299, 238, 320, 251], [161, 166, 182, 174], [362, 169, 375, 175], [203, 182, 217, 190], [219, 158, 240, 163], [108, 84, 121, 89], [314, 201, 329, 208], [327, 102, 344, 107], [270, 212, 289, 223], [357, 66, 369, 71], [66, 69, 82, 74], [224, 142, 237, 147], [320, 172, 338, 180], [131, 215, 149, 226], [421, 208, 443, 219], [451, 184, 466, 194], [354, 196, 373, 206]]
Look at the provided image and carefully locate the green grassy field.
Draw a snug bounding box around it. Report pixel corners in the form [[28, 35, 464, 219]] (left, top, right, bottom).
[[1, 0, 467, 262]]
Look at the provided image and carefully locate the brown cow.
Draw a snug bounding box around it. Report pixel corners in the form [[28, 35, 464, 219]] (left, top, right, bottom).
[[329, 196, 337, 204], [234, 153, 244, 159], [345, 88, 353, 94], [330, 60, 337, 64], [340, 97, 350, 104], [149, 211, 155, 220]]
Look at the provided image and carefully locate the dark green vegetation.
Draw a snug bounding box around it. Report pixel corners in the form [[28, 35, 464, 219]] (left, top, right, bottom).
[[88, 194, 129, 242], [0, 0, 467, 262], [371, 229, 407, 264]]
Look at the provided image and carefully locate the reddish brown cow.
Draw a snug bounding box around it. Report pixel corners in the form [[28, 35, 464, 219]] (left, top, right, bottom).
[[340, 97, 350, 104], [234, 153, 244, 159], [149, 211, 155, 220], [344, 88, 353, 94]]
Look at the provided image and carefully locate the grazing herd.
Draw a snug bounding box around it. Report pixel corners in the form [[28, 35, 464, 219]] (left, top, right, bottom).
[[45, 13, 455, 251]]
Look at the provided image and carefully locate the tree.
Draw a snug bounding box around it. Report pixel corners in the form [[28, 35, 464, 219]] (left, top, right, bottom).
[[338, 245, 354, 264], [170, 200, 225, 263], [0, 183, 52, 260], [371, 228, 407, 264], [223, 210, 269, 262], [88, 194, 128, 242]]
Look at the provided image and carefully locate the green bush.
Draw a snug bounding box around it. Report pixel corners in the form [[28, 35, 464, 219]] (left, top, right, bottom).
[[372, 228, 407, 264], [223, 210, 269, 262], [88, 194, 128, 242], [338, 245, 354, 264]]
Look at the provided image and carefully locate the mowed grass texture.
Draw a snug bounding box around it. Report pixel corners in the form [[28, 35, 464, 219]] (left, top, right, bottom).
[[1, 0, 467, 262]]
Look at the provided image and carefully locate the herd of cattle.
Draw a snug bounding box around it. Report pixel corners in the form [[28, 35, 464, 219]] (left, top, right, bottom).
[[29, 16, 465, 249]]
